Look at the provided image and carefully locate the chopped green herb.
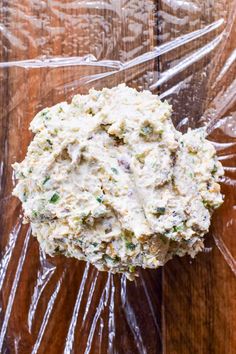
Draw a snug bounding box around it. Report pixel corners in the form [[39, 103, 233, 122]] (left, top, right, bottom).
[[92, 242, 98, 247], [129, 265, 136, 273], [180, 141, 184, 147], [157, 130, 164, 136], [96, 195, 103, 203], [54, 246, 64, 255], [58, 107, 64, 113], [28, 168, 33, 173], [111, 167, 118, 175], [126, 242, 136, 251], [135, 152, 146, 163], [202, 200, 210, 208], [43, 176, 50, 185], [20, 172, 25, 178], [211, 165, 218, 175], [140, 125, 153, 137], [122, 229, 135, 240], [86, 107, 95, 115], [80, 211, 91, 224], [32, 210, 38, 217], [41, 109, 50, 119], [189, 172, 193, 178], [103, 254, 120, 263], [155, 207, 166, 215], [46, 139, 53, 146], [49, 193, 60, 203], [173, 224, 184, 232]]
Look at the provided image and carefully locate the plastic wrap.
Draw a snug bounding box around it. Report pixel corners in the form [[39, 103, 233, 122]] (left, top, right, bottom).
[[0, 1, 235, 353]]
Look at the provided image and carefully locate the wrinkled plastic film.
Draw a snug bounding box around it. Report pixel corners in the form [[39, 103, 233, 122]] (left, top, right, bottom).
[[0, 0, 236, 353]]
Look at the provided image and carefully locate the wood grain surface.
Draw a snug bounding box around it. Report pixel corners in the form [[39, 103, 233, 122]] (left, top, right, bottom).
[[0, 1, 235, 353]]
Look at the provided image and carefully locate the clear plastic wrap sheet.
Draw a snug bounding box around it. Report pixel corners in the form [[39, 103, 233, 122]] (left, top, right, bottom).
[[0, 1, 236, 353]]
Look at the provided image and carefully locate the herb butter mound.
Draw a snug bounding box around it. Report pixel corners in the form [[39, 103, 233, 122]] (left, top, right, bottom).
[[13, 84, 224, 279]]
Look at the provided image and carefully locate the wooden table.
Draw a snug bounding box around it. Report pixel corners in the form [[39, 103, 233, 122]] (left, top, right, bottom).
[[0, 1, 235, 353]]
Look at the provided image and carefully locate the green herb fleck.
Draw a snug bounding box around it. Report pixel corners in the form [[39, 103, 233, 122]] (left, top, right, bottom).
[[103, 254, 120, 263], [111, 167, 118, 175], [41, 109, 50, 119], [32, 210, 38, 217], [135, 152, 146, 163], [122, 229, 135, 239], [28, 168, 33, 173], [46, 139, 53, 146], [211, 165, 218, 175], [180, 141, 184, 147], [49, 193, 60, 204], [92, 242, 98, 247], [43, 176, 50, 185], [96, 195, 103, 203], [126, 242, 136, 251], [173, 224, 184, 232], [113, 255, 120, 263], [86, 107, 95, 115], [58, 107, 64, 113], [81, 212, 91, 224], [23, 192, 28, 202], [129, 265, 136, 273], [155, 207, 166, 215], [202, 200, 210, 208], [189, 172, 193, 178], [54, 246, 63, 255]]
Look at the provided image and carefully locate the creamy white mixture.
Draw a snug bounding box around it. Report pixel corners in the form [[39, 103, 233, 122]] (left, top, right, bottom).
[[13, 84, 224, 279]]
